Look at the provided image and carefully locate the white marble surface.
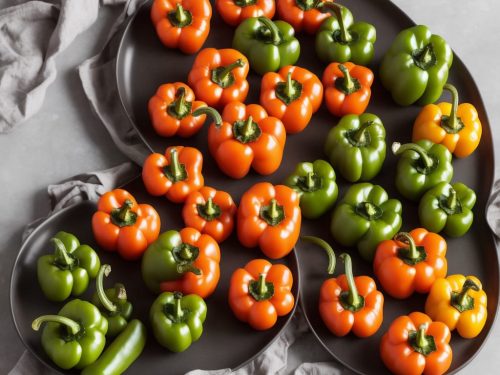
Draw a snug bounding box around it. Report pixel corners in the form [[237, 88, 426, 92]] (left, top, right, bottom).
[[0, 0, 498, 374]]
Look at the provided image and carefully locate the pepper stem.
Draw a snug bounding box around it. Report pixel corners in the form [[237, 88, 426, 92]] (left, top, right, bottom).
[[32, 315, 81, 335], [173, 292, 183, 320], [340, 253, 362, 308], [285, 73, 296, 99], [338, 64, 355, 90], [353, 121, 374, 144], [220, 59, 245, 83], [416, 324, 430, 349], [257, 274, 268, 296], [258, 17, 281, 45], [175, 4, 188, 24], [392, 142, 434, 169], [443, 84, 461, 131], [457, 278, 480, 308], [365, 202, 376, 217], [306, 172, 315, 190], [445, 187, 457, 210], [96, 265, 118, 313], [174, 87, 187, 115], [269, 199, 279, 220], [169, 148, 183, 180], [301, 236, 336, 275], [204, 197, 216, 216], [242, 116, 254, 139], [394, 232, 419, 261], [192, 106, 223, 127], [119, 200, 134, 222], [51, 238, 73, 267], [320, 3, 352, 43]]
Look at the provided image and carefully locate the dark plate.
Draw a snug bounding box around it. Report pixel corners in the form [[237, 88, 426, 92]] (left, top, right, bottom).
[[114, 0, 498, 374], [10, 178, 300, 374]]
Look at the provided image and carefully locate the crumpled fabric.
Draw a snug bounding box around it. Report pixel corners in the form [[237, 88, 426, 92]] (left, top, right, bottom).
[[487, 179, 500, 241]]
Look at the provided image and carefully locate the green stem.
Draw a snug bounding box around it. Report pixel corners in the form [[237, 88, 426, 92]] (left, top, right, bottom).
[[258, 17, 281, 45], [96, 265, 117, 313], [392, 142, 434, 169], [242, 116, 254, 139], [204, 197, 216, 216], [340, 253, 362, 308], [234, 0, 257, 6], [394, 232, 419, 261], [416, 324, 430, 349], [320, 3, 352, 43], [257, 274, 268, 296], [179, 245, 193, 260], [173, 292, 183, 320], [457, 279, 480, 308], [301, 236, 336, 275], [269, 199, 279, 220], [51, 238, 73, 267], [306, 172, 315, 190], [219, 59, 245, 84], [192, 106, 223, 127], [175, 4, 188, 25], [175, 87, 187, 115], [365, 202, 376, 217], [353, 121, 374, 144], [32, 315, 80, 335], [443, 84, 461, 131], [284, 72, 296, 99], [169, 148, 183, 181], [296, 0, 322, 11], [338, 64, 354, 90], [445, 187, 457, 210]]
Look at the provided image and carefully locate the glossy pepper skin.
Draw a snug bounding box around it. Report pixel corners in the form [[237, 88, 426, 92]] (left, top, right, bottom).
[[208, 101, 286, 179], [283, 159, 338, 219], [393, 140, 453, 201], [31, 299, 108, 370], [141, 227, 221, 298], [92, 189, 161, 260], [150, 291, 207, 352], [91, 265, 133, 338], [276, 0, 330, 35], [315, 4, 376, 66], [229, 259, 295, 330], [37, 232, 100, 302], [324, 113, 386, 183], [188, 48, 250, 108], [81, 319, 146, 375], [425, 275, 487, 339], [260, 65, 323, 133], [237, 182, 301, 259], [322, 62, 373, 117], [380, 25, 453, 106], [216, 0, 275, 27], [320, 253, 384, 337], [380, 311, 452, 375], [182, 186, 237, 242], [151, 0, 211, 54], [233, 17, 300, 75], [374, 229, 448, 299], [142, 146, 205, 203], [331, 183, 402, 261], [418, 182, 476, 237], [413, 83, 482, 158]]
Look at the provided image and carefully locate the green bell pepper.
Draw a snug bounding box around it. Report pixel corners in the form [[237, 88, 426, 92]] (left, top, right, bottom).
[[31, 299, 108, 370], [331, 183, 402, 261], [284, 159, 338, 219], [232, 16, 300, 75], [324, 113, 386, 182], [315, 3, 376, 65], [91, 265, 133, 338], [393, 140, 453, 201], [81, 319, 146, 375], [380, 25, 453, 106], [150, 291, 207, 352], [418, 182, 476, 237], [37, 231, 100, 302]]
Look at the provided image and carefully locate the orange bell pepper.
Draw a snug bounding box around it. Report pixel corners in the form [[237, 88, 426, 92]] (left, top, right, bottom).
[[374, 229, 448, 299], [188, 48, 250, 108], [228, 259, 295, 330], [142, 146, 205, 203], [322, 62, 373, 117], [380, 311, 452, 375], [208, 101, 286, 179], [182, 186, 237, 243], [160, 227, 221, 298], [151, 0, 212, 54], [413, 83, 482, 158], [92, 189, 161, 260], [216, 0, 276, 26], [260, 65, 323, 133], [276, 0, 330, 34], [237, 182, 301, 259]]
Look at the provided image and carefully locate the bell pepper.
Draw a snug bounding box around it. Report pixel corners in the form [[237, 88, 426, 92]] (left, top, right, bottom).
[[322, 62, 373, 117], [188, 48, 250, 108], [92, 189, 161, 260], [148, 83, 216, 138], [182, 186, 237, 242], [91, 265, 133, 338], [150, 291, 207, 352], [31, 299, 108, 370], [141, 227, 221, 298], [315, 3, 376, 65], [232, 17, 300, 75], [374, 229, 448, 299], [260, 65, 323, 133], [37, 231, 100, 302], [380, 311, 452, 375], [150, 0, 212, 54], [393, 140, 453, 201], [276, 0, 330, 35], [228, 258, 295, 330], [324, 113, 386, 182], [208, 101, 286, 179], [237, 182, 301, 259], [425, 275, 487, 339], [380, 25, 453, 106], [216, 0, 275, 27], [413, 83, 482, 158], [418, 181, 476, 237], [142, 145, 207, 203], [283, 159, 338, 219], [331, 183, 402, 261], [81, 319, 146, 375]]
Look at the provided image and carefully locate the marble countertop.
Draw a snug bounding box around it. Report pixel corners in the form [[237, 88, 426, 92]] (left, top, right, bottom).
[[1, 0, 498, 373]]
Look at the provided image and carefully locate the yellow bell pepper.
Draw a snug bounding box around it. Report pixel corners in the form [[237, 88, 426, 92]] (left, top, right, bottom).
[[425, 274, 487, 338]]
